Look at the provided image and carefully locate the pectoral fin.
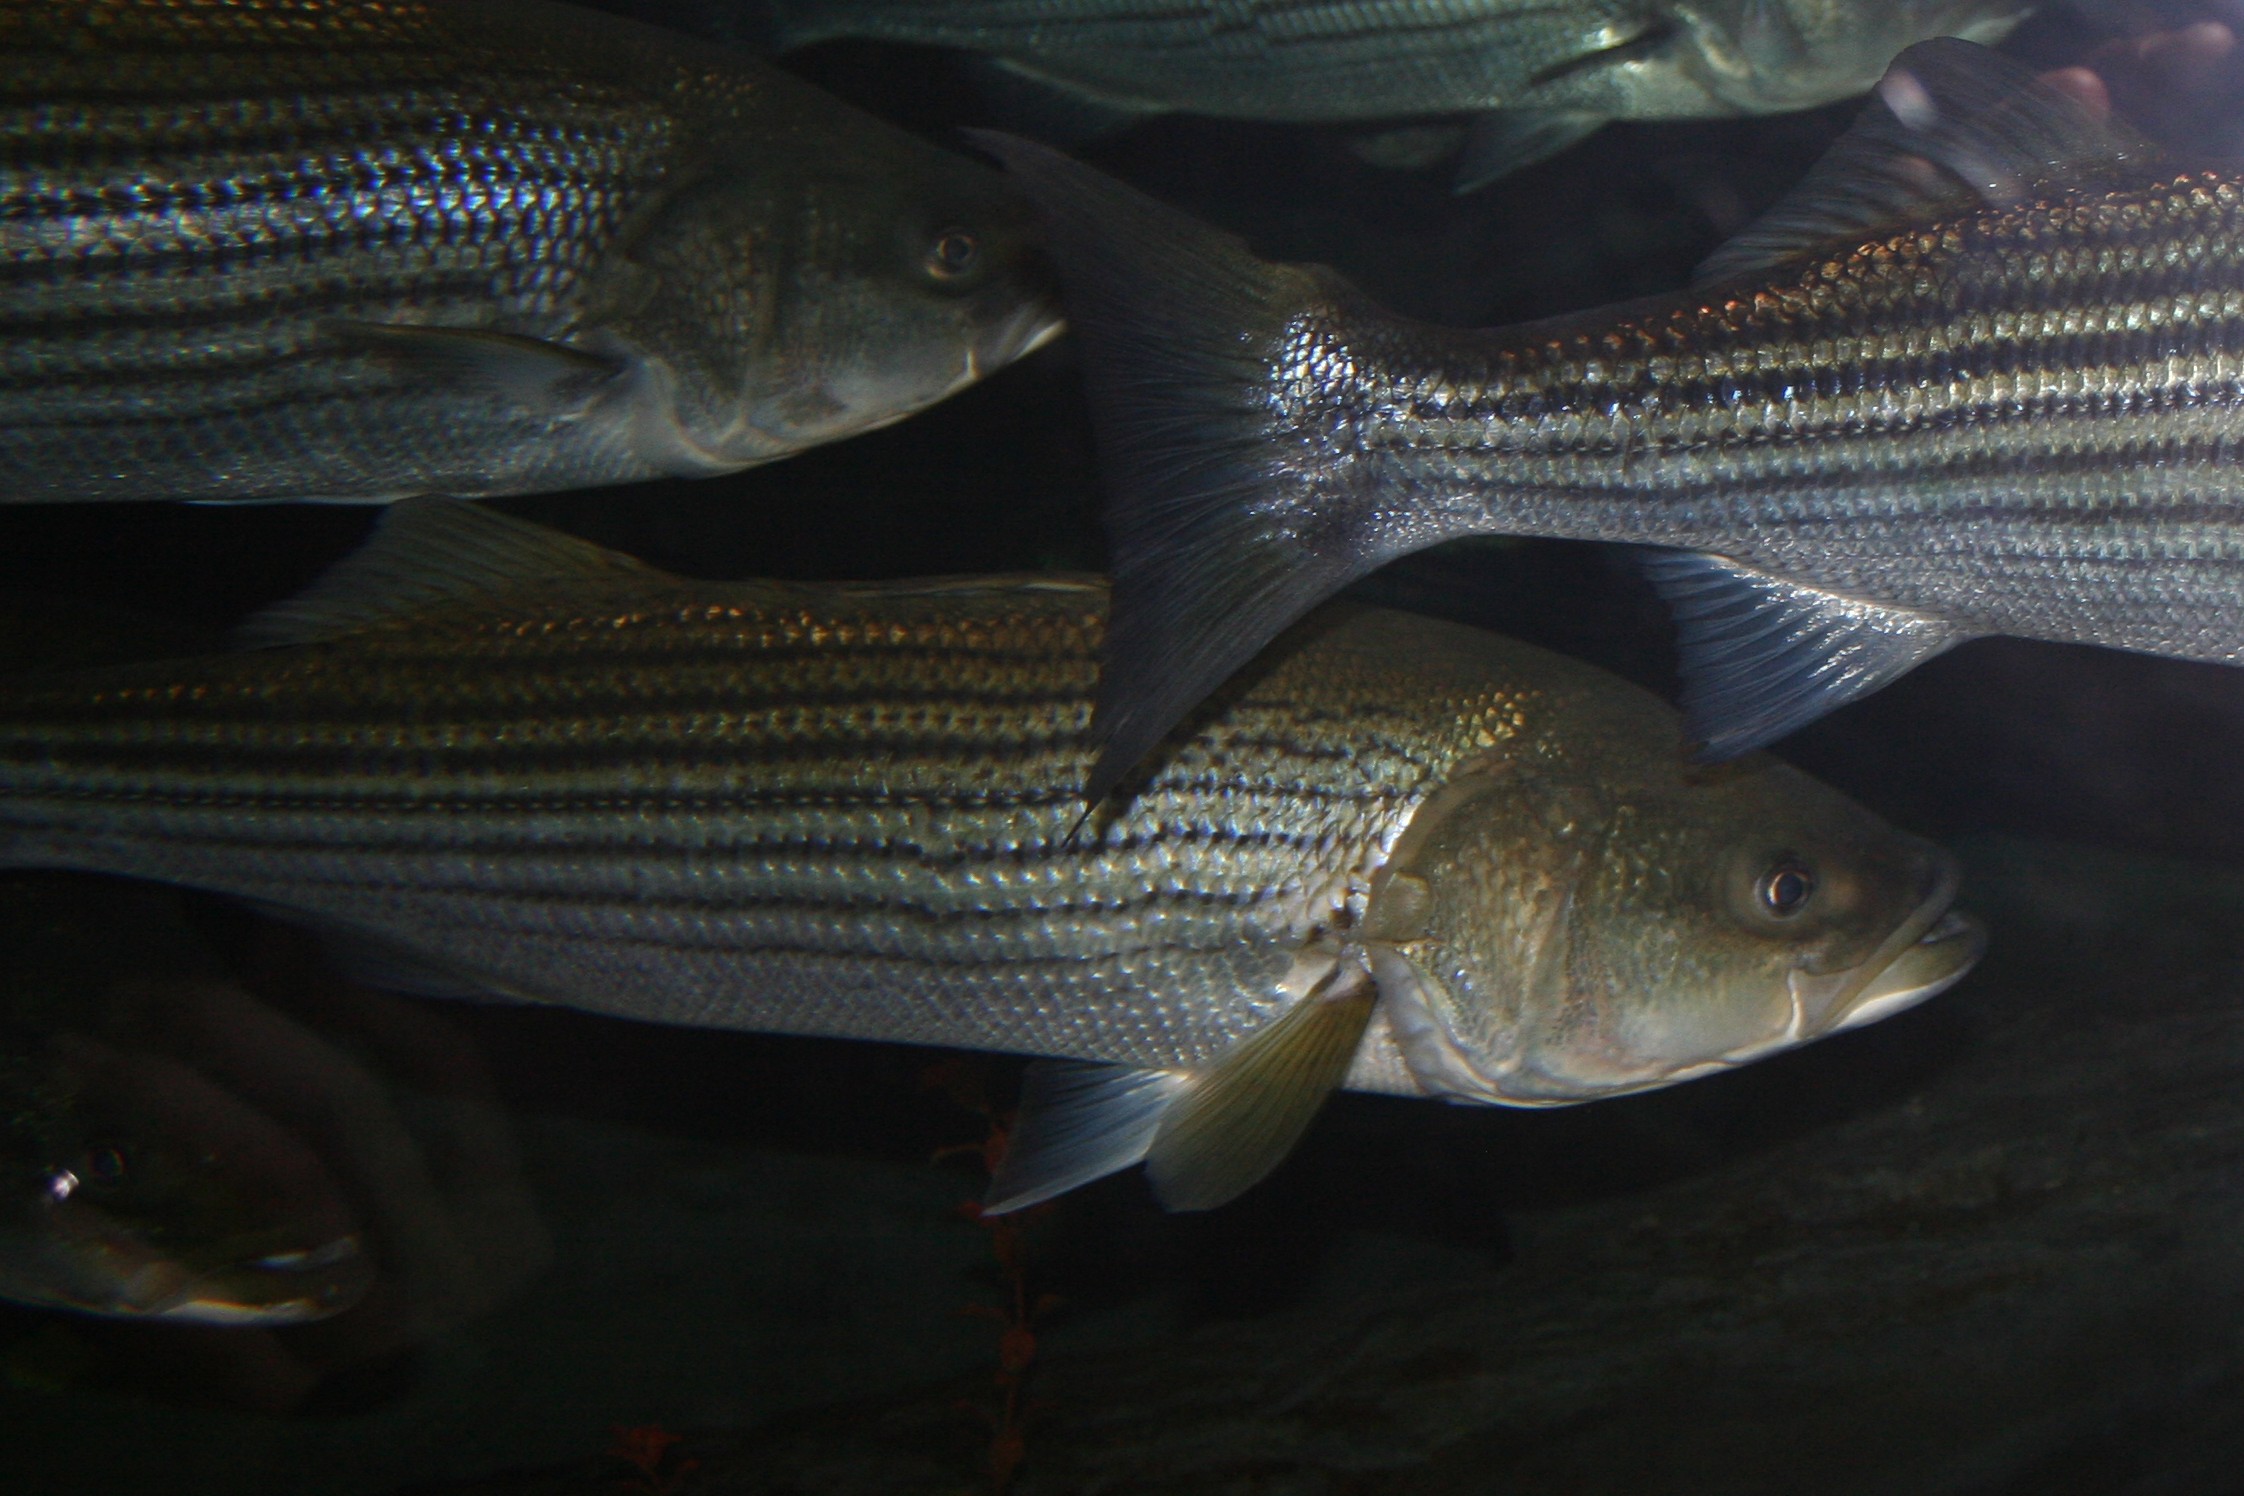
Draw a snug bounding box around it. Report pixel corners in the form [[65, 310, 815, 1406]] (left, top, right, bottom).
[[985, 964, 1377, 1214], [322, 320, 622, 417], [1643, 549, 1973, 758], [1146, 965, 1376, 1211]]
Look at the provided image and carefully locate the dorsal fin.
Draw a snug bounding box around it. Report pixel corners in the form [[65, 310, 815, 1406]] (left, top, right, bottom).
[[237, 498, 664, 649], [1696, 38, 2159, 284]]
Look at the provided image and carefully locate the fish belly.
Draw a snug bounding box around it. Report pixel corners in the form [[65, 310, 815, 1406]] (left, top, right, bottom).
[[0, 0, 680, 502]]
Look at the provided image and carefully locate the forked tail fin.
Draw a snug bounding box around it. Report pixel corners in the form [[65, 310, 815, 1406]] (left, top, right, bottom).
[[972, 133, 1396, 806]]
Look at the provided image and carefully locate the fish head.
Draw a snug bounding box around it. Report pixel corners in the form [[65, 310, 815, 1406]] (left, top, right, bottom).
[[0, 1032, 370, 1324], [609, 146, 1061, 466], [1625, 1, 2036, 115], [1366, 752, 1980, 1107]]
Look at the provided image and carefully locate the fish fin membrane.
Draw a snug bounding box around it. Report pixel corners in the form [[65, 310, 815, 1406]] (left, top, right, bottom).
[[1453, 111, 1607, 191], [1145, 965, 1375, 1211], [971, 130, 1399, 805], [1644, 549, 1972, 758], [1696, 37, 2158, 283], [237, 498, 662, 648], [320, 321, 622, 416], [985, 1060, 1183, 1214]]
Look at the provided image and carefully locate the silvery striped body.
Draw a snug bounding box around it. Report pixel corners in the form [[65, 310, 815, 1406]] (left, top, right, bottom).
[[1303, 167, 2244, 660], [983, 40, 2244, 796], [0, 0, 1055, 503], [0, 574, 1567, 1091]]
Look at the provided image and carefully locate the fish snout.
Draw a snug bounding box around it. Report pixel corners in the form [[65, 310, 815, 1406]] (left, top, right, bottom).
[[967, 293, 1065, 382], [1790, 846, 1981, 1037]]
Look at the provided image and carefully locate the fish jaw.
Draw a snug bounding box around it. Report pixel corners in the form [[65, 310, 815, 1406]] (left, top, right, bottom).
[[1830, 909, 1985, 1033], [1373, 850, 1979, 1107], [1783, 850, 1968, 1042], [3, 1189, 371, 1324]]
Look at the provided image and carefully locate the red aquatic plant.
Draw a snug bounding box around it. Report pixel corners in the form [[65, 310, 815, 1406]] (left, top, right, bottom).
[[924, 1057, 1060, 1496], [606, 1423, 698, 1495]]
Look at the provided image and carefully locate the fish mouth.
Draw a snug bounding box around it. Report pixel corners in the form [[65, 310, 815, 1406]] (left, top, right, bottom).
[[1787, 850, 1983, 1040], [967, 298, 1066, 382], [23, 1195, 372, 1323], [1833, 908, 1985, 1032], [160, 1232, 373, 1326]]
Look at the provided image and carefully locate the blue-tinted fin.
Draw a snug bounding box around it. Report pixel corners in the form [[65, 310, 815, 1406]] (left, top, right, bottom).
[[1144, 966, 1375, 1211], [1644, 549, 1974, 758], [971, 131, 1418, 805], [1697, 38, 2157, 284], [236, 497, 661, 648], [321, 320, 621, 416], [1453, 110, 1607, 190], [985, 1060, 1183, 1214]]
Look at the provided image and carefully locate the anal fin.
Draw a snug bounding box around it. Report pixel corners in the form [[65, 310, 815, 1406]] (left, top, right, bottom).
[[1644, 549, 1973, 758]]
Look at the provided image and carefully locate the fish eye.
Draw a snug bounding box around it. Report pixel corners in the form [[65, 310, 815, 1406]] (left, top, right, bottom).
[[1757, 857, 1816, 918], [926, 228, 981, 280]]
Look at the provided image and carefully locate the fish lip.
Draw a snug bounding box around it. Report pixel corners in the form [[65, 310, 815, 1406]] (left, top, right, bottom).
[[29, 1194, 372, 1322], [154, 1231, 372, 1325], [967, 299, 1066, 381], [1832, 907, 1986, 1032], [1784, 850, 1977, 1041]]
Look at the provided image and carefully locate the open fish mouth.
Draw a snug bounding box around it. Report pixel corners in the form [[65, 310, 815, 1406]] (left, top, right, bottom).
[[1834, 908, 1986, 1032], [25, 1197, 374, 1323], [1785, 850, 1981, 1041], [148, 1231, 373, 1326], [968, 301, 1066, 381]]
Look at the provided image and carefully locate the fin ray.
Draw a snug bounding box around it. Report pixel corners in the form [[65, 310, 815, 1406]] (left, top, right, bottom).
[[973, 130, 1413, 804], [321, 320, 622, 415], [985, 1060, 1184, 1214], [236, 498, 662, 648], [1145, 966, 1375, 1212], [1644, 549, 1973, 757], [1697, 38, 2154, 284]]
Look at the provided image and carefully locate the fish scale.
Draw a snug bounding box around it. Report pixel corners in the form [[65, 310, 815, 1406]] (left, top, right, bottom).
[[0, 573, 1489, 1073], [0, 0, 1060, 501], [980, 40, 2244, 795], [0, 501, 1980, 1206]]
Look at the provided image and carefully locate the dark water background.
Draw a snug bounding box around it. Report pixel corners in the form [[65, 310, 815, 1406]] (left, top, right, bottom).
[[10, 5, 2244, 1493]]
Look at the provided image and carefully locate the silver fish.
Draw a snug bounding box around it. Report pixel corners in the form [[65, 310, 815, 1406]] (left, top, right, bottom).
[[0, 500, 1979, 1210], [979, 40, 2244, 801], [0, 0, 1059, 504], [740, 0, 2032, 181]]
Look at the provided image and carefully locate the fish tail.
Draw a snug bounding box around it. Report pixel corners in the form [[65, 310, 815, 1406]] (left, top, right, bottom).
[[971, 133, 1374, 806]]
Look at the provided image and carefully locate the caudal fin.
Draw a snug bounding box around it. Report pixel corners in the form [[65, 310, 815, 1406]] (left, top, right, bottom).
[[972, 133, 1391, 805]]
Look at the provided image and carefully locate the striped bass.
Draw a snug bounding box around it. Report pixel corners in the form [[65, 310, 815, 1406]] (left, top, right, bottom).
[[724, 0, 2030, 182], [0, 501, 1979, 1209], [978, 40, 2244, 801], [0, 0, 1058, 504]]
